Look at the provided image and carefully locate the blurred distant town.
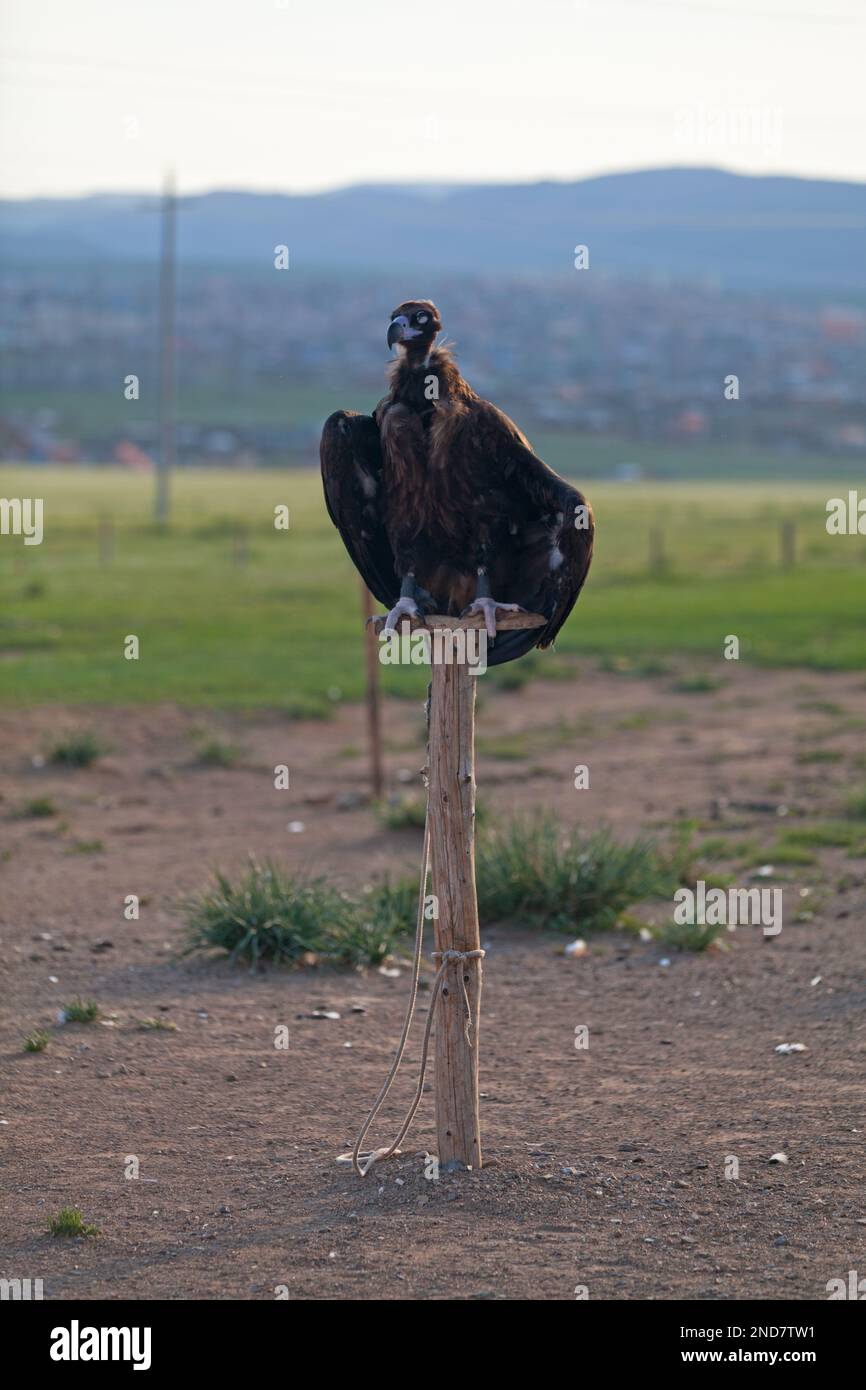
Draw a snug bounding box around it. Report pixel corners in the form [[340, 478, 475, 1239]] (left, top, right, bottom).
[[3, 264, 864, 471]]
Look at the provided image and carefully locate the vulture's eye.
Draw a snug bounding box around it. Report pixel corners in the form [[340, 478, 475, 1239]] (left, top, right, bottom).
[[416, 313, 429, 325]]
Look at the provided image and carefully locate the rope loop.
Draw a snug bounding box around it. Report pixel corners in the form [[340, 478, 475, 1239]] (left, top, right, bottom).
[[339, 818, 485, 1178], [432, 949, 486, 962]]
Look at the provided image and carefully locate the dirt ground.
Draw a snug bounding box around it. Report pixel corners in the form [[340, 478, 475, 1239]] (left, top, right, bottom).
[[1, 665, 864, 1300]]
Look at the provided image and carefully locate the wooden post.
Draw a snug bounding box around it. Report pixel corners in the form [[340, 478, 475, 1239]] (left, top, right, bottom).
[[375, 611, 545, 1170], [366, 611, 544, 1173], [428, 643, 482, 1168], [98, 515, 114, 567], [233, 523, 250, 568], [360, 582, 384, 801], [649, 525, 666, 576]]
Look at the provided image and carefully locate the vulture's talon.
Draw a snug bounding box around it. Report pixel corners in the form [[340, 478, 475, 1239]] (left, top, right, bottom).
[[462, 597, 523, 641], [382, 596, 425, 633]]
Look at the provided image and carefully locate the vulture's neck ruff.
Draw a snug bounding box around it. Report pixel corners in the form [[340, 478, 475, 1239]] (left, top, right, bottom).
[[387, 344, 468, 408]]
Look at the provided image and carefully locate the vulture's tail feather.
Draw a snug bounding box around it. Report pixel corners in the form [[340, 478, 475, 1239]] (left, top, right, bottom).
[[484, 625, 545, 667]]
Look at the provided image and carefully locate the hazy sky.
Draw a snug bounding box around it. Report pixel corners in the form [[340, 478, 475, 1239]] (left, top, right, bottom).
[[2, 0, 865, 198]]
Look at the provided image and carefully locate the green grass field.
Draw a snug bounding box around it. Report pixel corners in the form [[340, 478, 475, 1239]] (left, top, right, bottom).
[[1, 465, 865, 707]]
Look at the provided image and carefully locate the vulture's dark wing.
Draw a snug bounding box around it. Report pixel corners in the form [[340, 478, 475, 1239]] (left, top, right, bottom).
[[474, 403, 594, 661], [320, 410, 400, 610]]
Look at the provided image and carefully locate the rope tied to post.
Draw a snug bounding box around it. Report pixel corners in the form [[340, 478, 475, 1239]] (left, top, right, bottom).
[[338, 815, 485, 1178], [432, 949, 486, 1046]]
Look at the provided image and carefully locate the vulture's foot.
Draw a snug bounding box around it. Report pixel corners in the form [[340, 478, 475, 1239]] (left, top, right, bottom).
[[381, 596, 426, 632], [461, 596, 524, 640]]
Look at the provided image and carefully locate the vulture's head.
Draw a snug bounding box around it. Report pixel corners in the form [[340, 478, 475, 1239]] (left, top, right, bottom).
[[387, 300, 442, 352]]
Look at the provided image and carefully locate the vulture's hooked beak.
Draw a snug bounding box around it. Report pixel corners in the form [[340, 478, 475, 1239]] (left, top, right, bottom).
[[387, 315, 408, 349]]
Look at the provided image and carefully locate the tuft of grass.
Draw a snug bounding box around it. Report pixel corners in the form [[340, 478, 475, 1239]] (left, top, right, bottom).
[[616, 711, 652, 730], [598, 654, 671, 678], [362, 877, 418, 944], [537, 654, 581, 681], [136, 1016, 178, 1031], [183, 858, 406, 969], [66, 838, 105, 855], [660, 818, 702, 886], [671, 673, 724, 694], [193, 514, 241, 540], [696, 836, 731, 859], [598, 654, 635, 675], [193, 735, 242, 768], [764, 841, 818, 866], [698, 836, 758, 861], [282, 696, 333, 721], [783, 822, 861, 849], [476, 734, 530, 760], [487, 656, 540, 692], [632, 656, 671, 677], [48, 1207, 99, 1238], [376, 793, 488, 832], [797, 699, 845, 716], [659, 919, 723, 952], [183, 810, 777, 970], [15, 796, 58, 819], [377, 795, 427, 830], [47, 731, 103, 768], [699, 870, 736, 889], [23, 1029, 51, 1052], [796, 748, 844, 764], [845, 785, 866, 820], [475, 813, 670, 934], [61, 997, 100, 1023]]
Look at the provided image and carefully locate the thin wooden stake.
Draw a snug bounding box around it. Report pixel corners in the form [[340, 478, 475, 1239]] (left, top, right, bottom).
[[233, 523, 250, 568], [649, 525, 666, 576], [98, 515, 114, 567], [360, 583, 384, 802]]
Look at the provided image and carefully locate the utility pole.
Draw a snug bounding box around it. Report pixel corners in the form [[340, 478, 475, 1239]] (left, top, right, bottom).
[[156, 169, 177, 524]]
